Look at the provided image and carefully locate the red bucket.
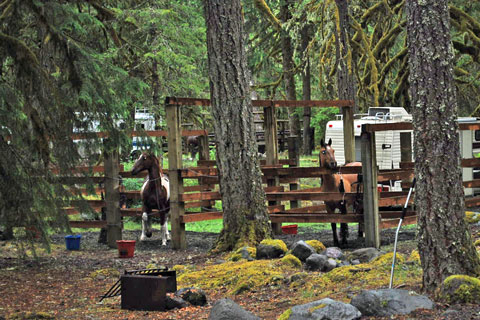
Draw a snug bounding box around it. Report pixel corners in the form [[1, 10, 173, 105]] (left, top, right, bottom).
[[282, 224, 298, 235], [117, 240, 136, 258]]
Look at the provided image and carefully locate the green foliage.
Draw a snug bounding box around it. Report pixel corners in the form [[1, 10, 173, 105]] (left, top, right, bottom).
[[311, 107, 339, 146]]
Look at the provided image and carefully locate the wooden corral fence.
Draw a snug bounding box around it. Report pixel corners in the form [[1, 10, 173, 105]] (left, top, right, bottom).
[[61, 130, 209, 248], [360, 121, 480, 247], [164, 97, 356, 249]]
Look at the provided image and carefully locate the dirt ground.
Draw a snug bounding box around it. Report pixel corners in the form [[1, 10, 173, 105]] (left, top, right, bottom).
[[1, 224, 480, 320]]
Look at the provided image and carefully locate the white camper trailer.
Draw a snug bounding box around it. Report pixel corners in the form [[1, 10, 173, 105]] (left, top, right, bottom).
[[325, 107, 413, 170]]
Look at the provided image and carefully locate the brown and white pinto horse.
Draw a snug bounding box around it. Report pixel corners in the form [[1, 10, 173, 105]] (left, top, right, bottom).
[[131, 152, 170, 245], [319, 138, 362, 247]]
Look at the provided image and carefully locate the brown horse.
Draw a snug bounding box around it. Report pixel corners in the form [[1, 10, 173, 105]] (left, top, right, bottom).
[[319, 138, 362, 247], [131, 152, 170, 245], [186, 136, 199, 160]]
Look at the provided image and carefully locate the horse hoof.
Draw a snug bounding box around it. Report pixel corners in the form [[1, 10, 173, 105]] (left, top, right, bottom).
[[146, 232, 152, 238], [140, 235, 146, 241]]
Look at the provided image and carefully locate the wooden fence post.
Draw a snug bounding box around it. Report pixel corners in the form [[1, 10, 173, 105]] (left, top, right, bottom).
[[288, 136, 300, 209], [166, 103, 186, 250], [361, 129, 380, 248], [343, 106, 355, 164], [400, 132, 412, 163], [104, 141, 122, 248], [264, 106, 281, 234], [198, 133, 210, 161]]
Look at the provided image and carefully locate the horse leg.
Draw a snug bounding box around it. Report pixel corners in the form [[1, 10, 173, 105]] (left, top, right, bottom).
[[141, 211, 148, 241], [327, 205, 339, 247], [165, 216, 171, 241], [159, 214, 168, 246], [339, 203, 349, 247]]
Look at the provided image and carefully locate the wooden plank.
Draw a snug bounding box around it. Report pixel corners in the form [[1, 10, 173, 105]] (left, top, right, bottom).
[[377, 170, 414, 182], [380, 216, 417, 229], [269, 214, 363, 223], [196, 159, 295, 167], [378, 196, 413, 207], [184, 185, 216, 192], [400, 132, 413, 163], [182, 212, 223, 223], [69, 220, 107, 228], [268, 205, 285, 214], [266, 192, 357, 202], [463, 180, 480, 188], [465, 196, 480, 207], [362, 131, 380, 248], [180, 192, 221, 202], [461, 158, 480, 168], [281, 205, 327, 214], [362, 122, 413, 133], [262, 166, 362, 178], [164, 97, 355, 108], [379, 211, 416, 219], [459, 122, 480, 131], [120, 208, 166, 217], [399, 162, 414, 169], [265, 186, 285, 193]]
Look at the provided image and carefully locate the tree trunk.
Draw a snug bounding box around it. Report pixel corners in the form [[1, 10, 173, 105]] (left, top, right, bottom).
[[280, 0, 301, 147], [301, 23, 313, 155], [204, 0, 272, 251], [335, 0, 357, 164], [406, 0, 480, 294]]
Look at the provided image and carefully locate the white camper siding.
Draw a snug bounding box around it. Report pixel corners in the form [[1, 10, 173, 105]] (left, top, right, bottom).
[[326, 126, 346, 165]]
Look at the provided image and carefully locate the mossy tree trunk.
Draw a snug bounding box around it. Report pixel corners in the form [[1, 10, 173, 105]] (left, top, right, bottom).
[[204, 0, 272, 252], [280, 0, 301, 148], [301, 23, 313, 156], [406, 0, 480, 294]]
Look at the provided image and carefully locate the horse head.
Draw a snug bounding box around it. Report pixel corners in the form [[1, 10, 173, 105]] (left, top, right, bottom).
[[131, 152, 160, 175], [320, 138, 337, 169]]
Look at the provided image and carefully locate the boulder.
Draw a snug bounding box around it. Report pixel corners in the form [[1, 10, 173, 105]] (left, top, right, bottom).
[[305, 254, 328, 271], [323, 247, 345, 260], [175, 287, 207, 306], [325, 258, 338, 271], [347, 248, 384, 263], [286, 298, 361, 320], [350, 289, 434, 317], [165, 295, 188, 310], [291, 241, 316, 261], [441, 275, 480, 304], [256, 244, 285, 259], [208, 298, 260, 320]]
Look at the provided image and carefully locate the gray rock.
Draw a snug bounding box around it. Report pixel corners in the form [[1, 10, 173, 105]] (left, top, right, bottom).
[[325, 258, 338, 271], [347, 248, 384, 263], [291, 240, 316, 261], [305, 254, 328, 271], [175, 287, 207, 306], [350, 289, 434, 317], [238, 246, 254, 260], [256, 243, 284, 259], [288, 298, 361, 320], [208, 298, 260, 320], [165, 296, 188, 310], [351, 259, 360, 265], [323, 247, 345, 260]]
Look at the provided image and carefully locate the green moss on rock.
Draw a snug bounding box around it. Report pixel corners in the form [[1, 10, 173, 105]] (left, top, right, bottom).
[[465, 211, 480, 224], [277, 308, 292, 320], [260, 239, 288, 253], [305, 240, 326, 253], [408, 250, 421, 264], [281, 254, 302, 268], [442, 275, 480, 304]]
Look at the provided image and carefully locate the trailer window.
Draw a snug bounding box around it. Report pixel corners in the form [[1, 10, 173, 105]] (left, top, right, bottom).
[[368, 108, 389, 117], [475, 130, 480, 142]]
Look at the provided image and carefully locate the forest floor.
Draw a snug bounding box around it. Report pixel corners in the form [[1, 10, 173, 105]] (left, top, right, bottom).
[[1, 224, 480, 320]]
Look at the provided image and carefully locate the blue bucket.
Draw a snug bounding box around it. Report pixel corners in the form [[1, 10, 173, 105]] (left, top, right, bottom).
[[65, 235, 82, 250]]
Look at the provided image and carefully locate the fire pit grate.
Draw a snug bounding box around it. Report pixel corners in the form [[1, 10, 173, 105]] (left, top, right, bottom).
[[99, 267, 176, 303]]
